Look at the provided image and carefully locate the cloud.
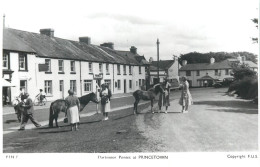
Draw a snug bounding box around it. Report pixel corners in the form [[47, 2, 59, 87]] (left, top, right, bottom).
[[86, 13, 163, 26]]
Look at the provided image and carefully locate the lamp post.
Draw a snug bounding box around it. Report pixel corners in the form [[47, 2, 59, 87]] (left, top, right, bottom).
[[156, 39, 160, 83]]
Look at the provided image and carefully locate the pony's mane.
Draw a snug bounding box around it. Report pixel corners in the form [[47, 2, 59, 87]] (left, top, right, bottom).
[[79, 92, 95, 104], [147, 84, 162, 94]]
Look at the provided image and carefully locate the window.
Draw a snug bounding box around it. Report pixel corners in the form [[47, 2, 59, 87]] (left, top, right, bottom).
[[89, 62, 93, 73], [196, 70, 200, 76], [44, 80, 52, 95], [59, 80, 64, 92], [139, 66, 142, 74], [123, 65, 126, 75], [129, 80, 132, 89], [70, 61, 75, 72], [45, 59, 51, 72], [70, 80, 77, 94], [118, 80, 121, 89], [58, 60, 64, 72], [139, 79, 142, 86], [3, 52, 9, 69], [104, 80, 111, 90], [99, 63, 103, 73], [142, 79, 145, 86], [225, 69, 229, 75], [19, 54, 27, 70], [117, 64, 121, 75], [186, 71, 191, 76], [106, 63, 110, 74], [215, 69, 218, 76], [84, 80, 92, 92], [129, 66, 132, 75]]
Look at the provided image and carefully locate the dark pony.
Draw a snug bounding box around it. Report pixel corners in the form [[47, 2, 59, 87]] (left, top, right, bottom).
[[49, 92, 99, 127], [133, 84, 164, 114]]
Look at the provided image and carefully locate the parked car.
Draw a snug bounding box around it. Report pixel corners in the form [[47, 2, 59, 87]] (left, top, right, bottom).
[[213, 82, 222, 88]]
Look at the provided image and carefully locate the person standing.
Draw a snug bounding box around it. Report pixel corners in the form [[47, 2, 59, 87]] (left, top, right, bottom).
[[158, 78, 171, 113], [179, 76, 193, 113], [100, 84, 111, 120], [35, 89, 45, 105], [65, 90, 80, 131], [19, 93, 41, 130]]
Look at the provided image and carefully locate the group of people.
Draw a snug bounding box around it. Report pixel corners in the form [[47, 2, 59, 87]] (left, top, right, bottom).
[[15, 76, 192, 131], [157, 76, 193, 113]]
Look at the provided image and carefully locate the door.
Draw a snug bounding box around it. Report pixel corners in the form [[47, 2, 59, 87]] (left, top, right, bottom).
[[20, 80, 27, 92], [59, 80, 64, 99], [124, 79, 126, 93]]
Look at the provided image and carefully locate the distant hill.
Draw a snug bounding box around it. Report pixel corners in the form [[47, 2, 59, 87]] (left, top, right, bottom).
[[178, 52, 258, 65]]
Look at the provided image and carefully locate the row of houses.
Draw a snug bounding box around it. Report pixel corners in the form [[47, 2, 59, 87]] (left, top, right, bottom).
[[2, 28, 149, 102], [2, 27, 258, 104]]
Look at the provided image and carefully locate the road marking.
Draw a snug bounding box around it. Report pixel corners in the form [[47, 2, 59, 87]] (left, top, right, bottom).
[[3, 101, 150, 135]]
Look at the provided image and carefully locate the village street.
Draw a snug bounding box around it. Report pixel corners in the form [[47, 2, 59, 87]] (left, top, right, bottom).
[[3, 87, 258, 152]]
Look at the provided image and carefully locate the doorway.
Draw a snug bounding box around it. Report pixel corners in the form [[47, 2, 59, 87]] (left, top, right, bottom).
[[124, 79, 126, 93], [20, 80, 27, 92], [59, 80, 64, 99]]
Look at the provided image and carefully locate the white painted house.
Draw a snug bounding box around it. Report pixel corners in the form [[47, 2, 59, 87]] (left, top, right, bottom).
[[179, 57, 258, 87], [2, 28, 148, 103]]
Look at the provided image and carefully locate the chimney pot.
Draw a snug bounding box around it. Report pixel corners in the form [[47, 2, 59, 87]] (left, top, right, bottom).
[[182, 60, 187, 66], [130, 46, 137, 54], [100, 42, 114, 49], [79, 37, 91, 45], [40, 28, 54, 37]]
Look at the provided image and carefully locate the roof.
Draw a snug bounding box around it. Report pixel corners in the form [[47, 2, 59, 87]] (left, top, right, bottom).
[[179, 59, 258, 71], [179, 60, 232, 71], [151, 60, 175, 70], [3, 28, 144, 65], [116, 50, 150, 65]]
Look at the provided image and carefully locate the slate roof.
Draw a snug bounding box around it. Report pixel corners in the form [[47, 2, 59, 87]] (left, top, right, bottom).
[[3, 28, 145, 65], [179, 59, 258, 71], [151, 60, 175, 70], [116, 50, 150, 65]]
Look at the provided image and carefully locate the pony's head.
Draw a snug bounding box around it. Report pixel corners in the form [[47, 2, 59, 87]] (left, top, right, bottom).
[[153, 84, 164, 95], [90, 92, 99, 104]]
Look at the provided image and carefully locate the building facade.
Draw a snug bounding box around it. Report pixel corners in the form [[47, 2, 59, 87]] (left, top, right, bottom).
[[2, 28, 147, 103], [179, 57, 258, 87]]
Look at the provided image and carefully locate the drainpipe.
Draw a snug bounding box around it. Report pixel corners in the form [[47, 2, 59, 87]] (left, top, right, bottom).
[[113, 64, 114, 93], [80, 61, 82, 96]]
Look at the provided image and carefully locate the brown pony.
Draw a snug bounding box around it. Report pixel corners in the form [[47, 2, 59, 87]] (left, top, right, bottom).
[[49, 92, 99, 127], [133, 84, 164, 114]]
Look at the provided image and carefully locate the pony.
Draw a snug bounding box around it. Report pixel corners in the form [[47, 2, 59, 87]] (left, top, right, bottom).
[[133, 83, 164, 114], [49, 92, 99, 128]]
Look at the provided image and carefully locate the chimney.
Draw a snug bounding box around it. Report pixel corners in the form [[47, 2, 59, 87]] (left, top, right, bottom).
[[40, 28, 54, 37], [79, 37, 91, 45], [149, 57, 154, 62], [210, 57, 215, 64], [130, 46, 137, 54], [100, 42, 114, 49], [182, 60, 187, 66], [241, 56, 246, 62]]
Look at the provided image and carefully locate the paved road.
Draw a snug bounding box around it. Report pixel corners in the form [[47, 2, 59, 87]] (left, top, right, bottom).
[[136, 87, 258, 151]]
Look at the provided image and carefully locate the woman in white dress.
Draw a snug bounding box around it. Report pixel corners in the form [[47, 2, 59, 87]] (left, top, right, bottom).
[[65, 89, 80, 131], [100, 84, 111, 120], [179, 76, 193, 113]]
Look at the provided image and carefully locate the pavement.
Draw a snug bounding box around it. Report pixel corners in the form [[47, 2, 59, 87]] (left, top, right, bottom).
[[2, 92, 133, 115]]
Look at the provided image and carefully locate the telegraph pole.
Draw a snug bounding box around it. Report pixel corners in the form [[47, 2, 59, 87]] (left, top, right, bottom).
[[156, 38, 160, 84], [3, 14, 5, 28]]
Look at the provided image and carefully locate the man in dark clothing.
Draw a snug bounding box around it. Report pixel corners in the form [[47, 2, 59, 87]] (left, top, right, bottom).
[[19, 93, 41, 130]]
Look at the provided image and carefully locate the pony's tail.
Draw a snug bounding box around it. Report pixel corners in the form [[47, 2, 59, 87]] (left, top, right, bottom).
[[49, 102, 54, 127]]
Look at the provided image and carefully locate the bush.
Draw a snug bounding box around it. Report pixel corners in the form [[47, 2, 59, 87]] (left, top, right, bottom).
[[228, 77, 258, 99]]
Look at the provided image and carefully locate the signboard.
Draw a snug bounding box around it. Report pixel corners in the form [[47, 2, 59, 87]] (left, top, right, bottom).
[[93, 73, 103, 79]]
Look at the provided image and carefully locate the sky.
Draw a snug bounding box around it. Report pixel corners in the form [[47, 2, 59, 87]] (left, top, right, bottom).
[[0, 0, 259, 61]]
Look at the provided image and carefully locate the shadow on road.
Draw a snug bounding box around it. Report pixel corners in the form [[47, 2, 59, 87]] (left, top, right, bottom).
[[194, 100, 258, 114], [38, 129, 72, 134], [5, 120, 19, 124], [208, 108, 258, 114]]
